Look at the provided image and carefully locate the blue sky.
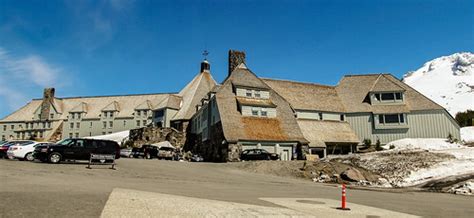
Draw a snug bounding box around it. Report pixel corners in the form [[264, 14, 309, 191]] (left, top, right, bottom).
[[0, 0, 473, 118]]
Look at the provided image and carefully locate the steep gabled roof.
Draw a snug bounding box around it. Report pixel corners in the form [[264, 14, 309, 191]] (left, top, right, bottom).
[[215, 67, 307, 143], [262, 78, 346, 112], [369, 74, 406, 92], [172, 71, 217, 121], [336, 73, 443, 113]]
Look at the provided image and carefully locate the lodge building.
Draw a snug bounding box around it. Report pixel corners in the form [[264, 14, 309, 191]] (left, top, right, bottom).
[[0, 50, 460, 161]]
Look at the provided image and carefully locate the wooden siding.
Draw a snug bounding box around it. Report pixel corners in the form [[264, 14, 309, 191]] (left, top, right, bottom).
[[346, 110, 461, 144]]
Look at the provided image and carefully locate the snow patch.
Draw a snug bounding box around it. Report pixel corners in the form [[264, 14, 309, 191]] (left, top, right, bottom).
[[85, 130, 130, 144], [383, 138, 463, 151], [461, 126, 474, 143]]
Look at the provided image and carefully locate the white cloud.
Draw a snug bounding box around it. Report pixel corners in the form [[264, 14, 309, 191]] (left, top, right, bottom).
[[0, 47, 65, 117]]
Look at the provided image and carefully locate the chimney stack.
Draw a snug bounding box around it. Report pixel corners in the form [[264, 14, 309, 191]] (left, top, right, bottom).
[[200, 59, 210, 73], [228, 50, 246, 76], [40, 88, 55, 120]]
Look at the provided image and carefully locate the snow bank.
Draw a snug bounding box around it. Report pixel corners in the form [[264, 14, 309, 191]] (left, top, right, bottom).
[[461, 126, 474, 143], [85, 130, 130, 144], [383, 138, 463, 151], [379, 138, 474, 187]]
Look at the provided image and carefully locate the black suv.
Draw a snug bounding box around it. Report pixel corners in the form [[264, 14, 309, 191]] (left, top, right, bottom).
[[240, 149, 279, 161], [34, 138, 120, 163]]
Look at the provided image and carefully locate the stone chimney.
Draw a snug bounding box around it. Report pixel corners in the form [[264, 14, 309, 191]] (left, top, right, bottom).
[[40, 88, 55, 120], [200, 59, 210, 73], [228, 50, 246, 76]]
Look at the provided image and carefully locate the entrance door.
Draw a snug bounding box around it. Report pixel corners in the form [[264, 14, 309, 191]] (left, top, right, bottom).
[[281, 149, 290, 161]]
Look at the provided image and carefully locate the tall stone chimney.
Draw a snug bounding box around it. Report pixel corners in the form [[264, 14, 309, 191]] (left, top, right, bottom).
[[40, 88, 55, 120], [228, 50, 246, 76]]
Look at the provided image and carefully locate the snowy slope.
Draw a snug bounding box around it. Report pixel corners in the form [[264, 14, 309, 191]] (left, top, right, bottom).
[[403, 52, 474, 116], [461, 126, 474, 143]]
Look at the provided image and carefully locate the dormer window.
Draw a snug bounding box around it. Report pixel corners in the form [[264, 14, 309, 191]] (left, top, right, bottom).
[[254, 91, 261, 98], [372, 92, 404, 104], [246, 90, 252, 97]]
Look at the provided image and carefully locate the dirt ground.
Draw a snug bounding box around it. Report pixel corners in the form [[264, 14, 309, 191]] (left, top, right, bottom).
[[1, 158, 473, 217]]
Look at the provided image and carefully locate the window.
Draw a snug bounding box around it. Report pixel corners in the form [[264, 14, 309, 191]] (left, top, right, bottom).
[[72, 113, 75, 119], [89, 132, 92, 136], [69, 133, 73, 138], [1, 135, 4, 141], [75, 133, 79, 138], [11, 125, 14, 130], [102, 132, 106, 135], [251, 108, 259, 116], [70, 123, 74, 129], [246, 90, 252, 97], [318, 113, 323, 120], [90, 122, 93, 128], [16, 133, 20, 139], [154, 110, 164, 118], [3, 125, 6, 131], [50, 114, 54, 119], [144, 110, 147, 117], [76, 122, 80, 129], [77, 113, 81, 119], [261, 108, 268, 117], [254, 91, 261, 98], [123, 120, 126, 126], [378, 114, 405, 124], [136, 120, 140, 127], [137, 110, 141, 116], [108, 132, 112, 134], [381, 93, 395, 101], [395, 93, 403, 100], [47, 122, 51, 128], [109, 121, 113, 128], [340, 114, 345, 121], [374, 92, 403, 102], [109, 112, 113, 118], [142, 120, 147, 126], [40, 131, 43, 138], [103, 121, 107, 129]]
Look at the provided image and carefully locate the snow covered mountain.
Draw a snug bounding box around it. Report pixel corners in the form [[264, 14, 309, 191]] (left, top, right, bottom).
[[403, 52, 474, 116]]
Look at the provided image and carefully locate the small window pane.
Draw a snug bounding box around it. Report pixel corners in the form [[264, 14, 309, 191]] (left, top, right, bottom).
[[378, 115, 384, 124], [395, 93, 403, 100], [261, 110, 268, 117], [251, 108, 259, 116], [399, 114, 405, 123], [246, 90, 252, 97], [374, 94, 381, 101], [381, 93, 395, 101], [384, 114, 399, 123]]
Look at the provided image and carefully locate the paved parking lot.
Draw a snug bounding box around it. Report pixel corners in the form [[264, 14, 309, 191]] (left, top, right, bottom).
[[0, 158, 473, 217]]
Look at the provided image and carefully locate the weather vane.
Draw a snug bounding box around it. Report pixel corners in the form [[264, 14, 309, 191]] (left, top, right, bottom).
[[202, 50, 209, 60]]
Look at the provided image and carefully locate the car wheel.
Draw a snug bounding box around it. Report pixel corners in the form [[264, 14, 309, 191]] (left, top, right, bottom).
[[25, 152, 35, 161], [48, 153, 62, 164]]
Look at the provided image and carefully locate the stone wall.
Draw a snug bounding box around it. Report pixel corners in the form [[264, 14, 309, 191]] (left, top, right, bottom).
[[128, 127, 186, 148], [185, 121, 228, 162]]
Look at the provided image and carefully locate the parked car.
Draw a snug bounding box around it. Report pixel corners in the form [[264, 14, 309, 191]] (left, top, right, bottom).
[[120, 148, 133, 158], [240, 149, 279, 161], [0, 140, 35, 159], [157, 147, 176, 160], [131, 145, 158, 159], [7, 141, 52, 161], [33, 138, 120, 163]]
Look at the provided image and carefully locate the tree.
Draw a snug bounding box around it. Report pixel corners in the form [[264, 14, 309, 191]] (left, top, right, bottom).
[[455, 110, 474, 127]]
